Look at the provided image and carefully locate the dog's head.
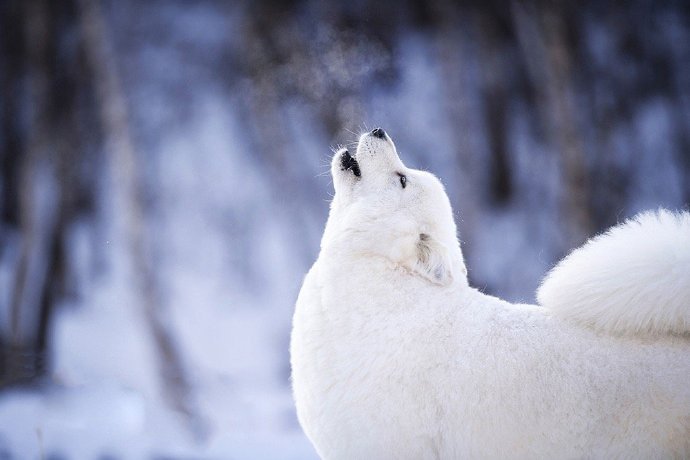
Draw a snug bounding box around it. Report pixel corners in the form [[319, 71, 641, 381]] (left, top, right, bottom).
[[322, 128, 467, 287]]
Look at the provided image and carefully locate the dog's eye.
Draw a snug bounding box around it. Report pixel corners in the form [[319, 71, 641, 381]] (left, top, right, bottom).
[[398, 173, 407, 189]]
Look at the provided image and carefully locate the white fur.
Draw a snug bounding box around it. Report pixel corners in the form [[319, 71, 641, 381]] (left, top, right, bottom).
[[538, 210, 690, 335], [291, 131, 690, 459]]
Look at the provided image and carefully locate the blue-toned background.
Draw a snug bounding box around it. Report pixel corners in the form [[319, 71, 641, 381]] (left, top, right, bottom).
[[1, 0, 688, 457]]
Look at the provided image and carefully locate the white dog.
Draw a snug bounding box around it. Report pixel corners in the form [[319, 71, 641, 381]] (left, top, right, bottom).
[[291, 128, 690, 459]]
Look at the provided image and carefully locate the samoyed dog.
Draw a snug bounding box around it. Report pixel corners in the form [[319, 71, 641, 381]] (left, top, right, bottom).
[[291, 128, 690, 459]]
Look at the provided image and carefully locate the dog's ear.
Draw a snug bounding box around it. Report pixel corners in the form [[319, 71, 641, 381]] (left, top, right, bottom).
[[413, 233, 459, 286]]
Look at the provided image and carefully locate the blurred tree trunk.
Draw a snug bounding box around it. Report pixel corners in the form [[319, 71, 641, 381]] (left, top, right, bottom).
[[0, 2, 24, 374], [430, 0, 481, 279], [0, 0, 88, 388], [673, 107, 690, 206], [77, 0, 206, 439], [512, 1, 593, 247], [0, 1, 23, 228], [666, 19, 690, 207], [475, 9, 513, 206], [2, 0, 61, 387]]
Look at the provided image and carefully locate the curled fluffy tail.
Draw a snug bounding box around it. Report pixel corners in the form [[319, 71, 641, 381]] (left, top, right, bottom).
[[538, 209, 690, 335]]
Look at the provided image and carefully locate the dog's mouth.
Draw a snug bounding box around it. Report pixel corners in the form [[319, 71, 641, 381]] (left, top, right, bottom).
[[340, 149, 361, 177]]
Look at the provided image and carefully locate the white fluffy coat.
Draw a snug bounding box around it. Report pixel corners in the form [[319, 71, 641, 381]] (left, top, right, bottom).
[[538, 210, 690, 335], [291, 131, 690, 459]]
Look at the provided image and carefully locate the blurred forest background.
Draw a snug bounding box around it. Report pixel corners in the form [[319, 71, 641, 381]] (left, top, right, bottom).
[[1, 0, 689, 457]]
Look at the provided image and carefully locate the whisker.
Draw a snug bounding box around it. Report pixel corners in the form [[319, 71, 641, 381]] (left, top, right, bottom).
[[344, 127, 359, 138]]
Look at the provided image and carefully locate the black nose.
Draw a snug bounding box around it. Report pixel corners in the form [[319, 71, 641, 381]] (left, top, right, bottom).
[[371, 127, 386, 139]]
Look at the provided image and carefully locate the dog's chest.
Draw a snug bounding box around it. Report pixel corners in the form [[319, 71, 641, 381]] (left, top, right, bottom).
[[291, 261, 446, 458]]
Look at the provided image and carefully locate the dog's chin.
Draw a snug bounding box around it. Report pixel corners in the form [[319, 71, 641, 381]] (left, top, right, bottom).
[[340, 150, 361, 177]]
